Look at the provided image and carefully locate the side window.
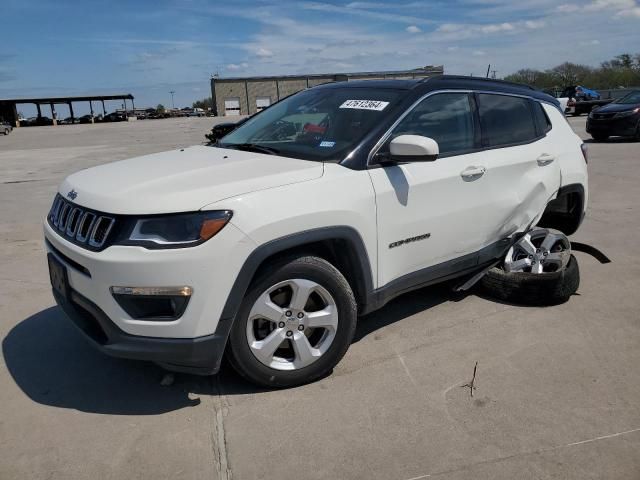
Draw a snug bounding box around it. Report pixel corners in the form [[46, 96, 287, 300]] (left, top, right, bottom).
[[478, 94, 538, 147], [533, 102, 552, 134], [390, 93, 475, 155]]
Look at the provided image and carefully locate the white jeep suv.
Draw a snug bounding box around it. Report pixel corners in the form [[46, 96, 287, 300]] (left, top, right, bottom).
[[44, 76, 588, 387]]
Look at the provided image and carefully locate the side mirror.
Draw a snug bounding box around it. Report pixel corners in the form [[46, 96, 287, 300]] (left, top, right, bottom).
[[388, 135, 439, 162]]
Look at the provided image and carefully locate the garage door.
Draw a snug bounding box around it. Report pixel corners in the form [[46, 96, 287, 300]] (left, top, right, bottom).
[[224, 98, 241, 116], [256, 96, 271, 112]]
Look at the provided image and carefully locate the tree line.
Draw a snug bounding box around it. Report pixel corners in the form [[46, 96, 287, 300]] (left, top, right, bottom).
[[504, 53, 640, 91]]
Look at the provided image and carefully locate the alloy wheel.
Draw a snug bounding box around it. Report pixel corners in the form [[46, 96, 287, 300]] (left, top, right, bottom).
[[504, 228, 571, 274], [246, 279, 339, 370]]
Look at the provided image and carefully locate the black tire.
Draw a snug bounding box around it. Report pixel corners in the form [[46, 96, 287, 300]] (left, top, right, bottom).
[[479, 254, 579, 306], [591, 133, 608, 142], [226, 255, 357, 388]]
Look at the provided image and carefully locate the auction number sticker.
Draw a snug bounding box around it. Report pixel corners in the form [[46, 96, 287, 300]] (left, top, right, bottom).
[[339, 99, 389, 111]]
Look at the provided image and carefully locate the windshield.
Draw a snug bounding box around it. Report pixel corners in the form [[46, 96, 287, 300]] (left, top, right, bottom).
[[219, 87, 402, 161], [615, 91, 640, 104]]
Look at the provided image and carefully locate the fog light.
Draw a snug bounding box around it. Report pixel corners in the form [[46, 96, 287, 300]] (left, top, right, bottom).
[[110, 286, 192, 320]]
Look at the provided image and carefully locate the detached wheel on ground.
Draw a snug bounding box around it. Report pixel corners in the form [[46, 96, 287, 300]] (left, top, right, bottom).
[[479, 228, 579, 306], [226, 255, 357, 388]]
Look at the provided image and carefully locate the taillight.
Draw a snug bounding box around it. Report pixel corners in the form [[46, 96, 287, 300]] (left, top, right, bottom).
[[581, 143, 588, 164]]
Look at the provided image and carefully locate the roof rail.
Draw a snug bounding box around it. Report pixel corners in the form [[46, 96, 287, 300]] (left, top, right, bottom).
[[427, 74, 537, 90]]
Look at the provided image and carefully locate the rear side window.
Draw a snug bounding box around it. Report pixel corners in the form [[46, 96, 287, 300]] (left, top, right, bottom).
[[478, 94, 538, 147], [391, 92, 475, 155], [533, 102, 552, 134]]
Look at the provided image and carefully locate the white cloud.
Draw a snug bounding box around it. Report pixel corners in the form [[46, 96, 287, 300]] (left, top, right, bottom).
[[614, 5, 640, 16], [436, 19, 545, 38], [226, 62, 249, 71], [255, 47, 274, 58], [559, 0, 639, 16], [556, 4, 580, 12], [198, 0, 640, 83], [406, 25, 421, 33], [480, 22, 514, 33], [587, 0, 636, 10], [524, 20, 546, 29], [437, 23, 463, 33]]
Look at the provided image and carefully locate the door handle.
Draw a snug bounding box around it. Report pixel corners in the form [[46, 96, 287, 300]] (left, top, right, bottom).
[[460, 166, 486, 181], [537, 153, 555, 166]]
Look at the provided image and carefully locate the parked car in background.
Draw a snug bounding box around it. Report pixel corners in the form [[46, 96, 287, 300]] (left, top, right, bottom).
[[45, 77, 587, 387], [78, 115, 95, 124], [560, 85, 613, 116], [205, 117, 248, 144], [21, 116, 54, 126], [587, 90, 640, 141], [1, 120, 12, 135], [102, 112, 127, 122]]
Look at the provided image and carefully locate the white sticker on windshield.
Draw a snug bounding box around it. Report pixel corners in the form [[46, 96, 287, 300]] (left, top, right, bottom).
[[339, 99, 389, 111]]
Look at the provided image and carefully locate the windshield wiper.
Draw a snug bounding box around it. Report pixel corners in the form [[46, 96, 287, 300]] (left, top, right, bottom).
[[222, 143, 280, 155]]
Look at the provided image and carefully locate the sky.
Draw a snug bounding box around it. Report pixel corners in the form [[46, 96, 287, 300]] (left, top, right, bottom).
[[1, 0, 639, 116]]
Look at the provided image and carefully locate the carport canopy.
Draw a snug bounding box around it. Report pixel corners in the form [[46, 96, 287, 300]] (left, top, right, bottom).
[[0, 94, 135, 126]]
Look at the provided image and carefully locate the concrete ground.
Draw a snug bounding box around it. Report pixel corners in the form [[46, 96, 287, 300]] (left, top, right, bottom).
[[1, 117, 638, 480]]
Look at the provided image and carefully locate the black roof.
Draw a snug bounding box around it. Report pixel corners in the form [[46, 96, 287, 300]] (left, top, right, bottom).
[[316, 75, 559, 106], [319, 79, 422, 90]]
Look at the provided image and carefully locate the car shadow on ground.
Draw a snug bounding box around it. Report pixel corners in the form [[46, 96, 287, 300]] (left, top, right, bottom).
[[3, 285, 468, 415]]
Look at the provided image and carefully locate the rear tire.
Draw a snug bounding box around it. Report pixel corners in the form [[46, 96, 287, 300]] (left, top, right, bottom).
[[226, 255, 357, 388], [591, 133, 609, 142]]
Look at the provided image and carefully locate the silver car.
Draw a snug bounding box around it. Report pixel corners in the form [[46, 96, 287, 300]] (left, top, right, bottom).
[[1, 120, 12, 135]]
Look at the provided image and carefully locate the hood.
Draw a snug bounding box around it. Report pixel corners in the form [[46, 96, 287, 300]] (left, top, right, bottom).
[[60, 146, 324, 214], [595, 102, 639, 113]]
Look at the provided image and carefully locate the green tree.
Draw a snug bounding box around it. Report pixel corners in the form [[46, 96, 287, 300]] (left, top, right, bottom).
[[156, 104, 165, 113], [193, 97, 213, 110], [504, 53, 640, 90]]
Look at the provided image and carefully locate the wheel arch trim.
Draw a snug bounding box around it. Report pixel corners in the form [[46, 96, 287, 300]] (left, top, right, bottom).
[[215, 226, 374, 335]]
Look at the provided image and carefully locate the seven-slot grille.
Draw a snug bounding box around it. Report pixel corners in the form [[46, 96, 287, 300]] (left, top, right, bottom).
[[48, 195, 115, 249]]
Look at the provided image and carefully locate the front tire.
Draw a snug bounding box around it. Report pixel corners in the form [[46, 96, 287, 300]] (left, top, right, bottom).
[[591, 133, 609, 142], [226, 255, 357, 388]]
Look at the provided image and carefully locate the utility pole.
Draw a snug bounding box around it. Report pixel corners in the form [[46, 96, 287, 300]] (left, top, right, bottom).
[[169, 91, 175, 109], [485, 64, 491, 78], [491, 70, 497, 79]]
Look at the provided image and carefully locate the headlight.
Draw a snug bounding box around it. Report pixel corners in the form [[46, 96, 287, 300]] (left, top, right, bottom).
[[614, 108, 640, 118], [120, 210, 232, 249]]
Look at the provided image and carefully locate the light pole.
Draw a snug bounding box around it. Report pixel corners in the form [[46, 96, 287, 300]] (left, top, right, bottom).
[[169, 91, 175, 109]]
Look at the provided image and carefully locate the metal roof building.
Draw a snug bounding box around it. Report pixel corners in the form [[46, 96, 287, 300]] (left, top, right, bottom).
[[0, 94, 135, 127], [210, 65, 444, 116]]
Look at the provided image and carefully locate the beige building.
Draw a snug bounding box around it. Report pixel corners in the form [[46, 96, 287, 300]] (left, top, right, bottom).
[[210, 66, 444, 116]]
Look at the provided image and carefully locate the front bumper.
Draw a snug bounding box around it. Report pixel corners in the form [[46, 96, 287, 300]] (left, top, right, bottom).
[[586, 115, 639, 137], [53, 287, 231, 374], [44, 214, 256, 372]]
